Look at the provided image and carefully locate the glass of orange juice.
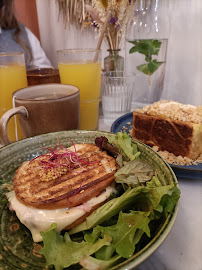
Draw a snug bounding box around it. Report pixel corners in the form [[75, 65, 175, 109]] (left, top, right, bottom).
[[57, 49, 102, 130], [0, 52, 28, 141]]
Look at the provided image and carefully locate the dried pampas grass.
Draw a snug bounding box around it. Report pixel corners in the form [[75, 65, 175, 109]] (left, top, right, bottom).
[[56, 0, 93, 28]]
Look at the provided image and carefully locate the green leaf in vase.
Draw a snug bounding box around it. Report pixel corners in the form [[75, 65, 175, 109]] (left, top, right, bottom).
[[148, 60, 164, 73], [129, 39, 163, 76], [129, 39, 162, 56], [136, 63, 151, 75], [137, 60, 164, 75], [129, 40, 153, 55], [152, 39, 162, 54]]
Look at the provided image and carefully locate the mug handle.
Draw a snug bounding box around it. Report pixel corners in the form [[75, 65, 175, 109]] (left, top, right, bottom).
[[0, 106, 28, 146]]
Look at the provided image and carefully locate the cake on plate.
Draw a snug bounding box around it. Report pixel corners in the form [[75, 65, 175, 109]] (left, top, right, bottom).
[[133, 100, 202, 160]]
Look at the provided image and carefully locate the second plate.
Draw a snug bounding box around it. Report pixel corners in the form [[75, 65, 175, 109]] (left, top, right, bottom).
[[110, 112, 202, 180]]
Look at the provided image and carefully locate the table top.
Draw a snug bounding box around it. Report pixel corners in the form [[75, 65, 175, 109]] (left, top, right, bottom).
[[98, 117, 202, 270], [0, 118, 201, 270]]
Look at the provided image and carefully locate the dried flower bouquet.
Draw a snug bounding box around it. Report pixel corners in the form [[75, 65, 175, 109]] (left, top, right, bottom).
[[86, 0, 131, 50]]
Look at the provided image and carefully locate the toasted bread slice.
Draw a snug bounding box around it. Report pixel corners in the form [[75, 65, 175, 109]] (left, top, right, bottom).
[[13, 144, 117, 209]]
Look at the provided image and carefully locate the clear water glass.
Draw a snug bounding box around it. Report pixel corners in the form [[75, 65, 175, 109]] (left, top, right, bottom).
[[101, 71, 135, 124]]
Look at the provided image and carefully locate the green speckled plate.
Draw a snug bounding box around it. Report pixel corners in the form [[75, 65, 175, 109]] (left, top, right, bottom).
[[0, 130, 179, 270]]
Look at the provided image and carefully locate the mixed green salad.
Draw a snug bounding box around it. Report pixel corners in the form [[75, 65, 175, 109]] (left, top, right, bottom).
[[40, 132, 180, 270]]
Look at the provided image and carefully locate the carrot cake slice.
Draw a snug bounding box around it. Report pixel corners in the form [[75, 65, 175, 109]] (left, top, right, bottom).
[[133, 100, 202, 159]]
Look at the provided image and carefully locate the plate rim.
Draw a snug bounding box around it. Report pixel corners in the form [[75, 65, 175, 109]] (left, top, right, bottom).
[[0, 130, 179, 269]]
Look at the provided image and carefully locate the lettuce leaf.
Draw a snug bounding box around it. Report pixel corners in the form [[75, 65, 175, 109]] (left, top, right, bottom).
[[40, 223, 112, 270], [155, 185, 181, 215], [69, 178, 179, 235], [146, 175, 162, 187], [80, 254, 122, 270], [80, 211, 150, 269], [69, 187, 142, 235], [114, 159, 154, 186], [96, 211, 150, 258], [40, 177, 180, 270], [107, 132, 141, 161]]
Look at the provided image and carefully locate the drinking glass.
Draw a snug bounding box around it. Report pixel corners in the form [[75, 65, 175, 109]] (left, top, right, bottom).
[[27, 68, 61, 86], [0, 52, 28, 141], [125, 0, 169, 109], [101, 71, 135, 124], [57, 49, 102, 130]]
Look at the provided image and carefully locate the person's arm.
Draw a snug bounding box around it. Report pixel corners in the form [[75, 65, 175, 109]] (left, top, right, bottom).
[[25, 27, 52, 69]]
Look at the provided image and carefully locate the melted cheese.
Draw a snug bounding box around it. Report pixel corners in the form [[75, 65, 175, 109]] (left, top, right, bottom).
[[7, 186, 116, 242]]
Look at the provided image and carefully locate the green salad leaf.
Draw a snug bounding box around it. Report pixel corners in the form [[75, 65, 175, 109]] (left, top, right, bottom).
[[114, 159, 154, 187], [146, 175, 162, 188], [155, 185, 181, 215], [107, 132, 140, 161], [40, 223, 112, 270], [80, 211, 150, 270], [80, 254, 122, 270], [40, 178, 179, 270], [94, 211, 151, 258], [69, 178, 179, 235], [69, 187, 144, 235]]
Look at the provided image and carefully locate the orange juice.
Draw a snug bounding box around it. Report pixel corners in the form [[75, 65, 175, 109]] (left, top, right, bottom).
[[0, 63, 28, 141], [58, 61, 101, 130]]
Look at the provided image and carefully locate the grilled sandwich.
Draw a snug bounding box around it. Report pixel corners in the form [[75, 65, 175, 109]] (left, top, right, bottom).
[[7, 143, 117, 242]]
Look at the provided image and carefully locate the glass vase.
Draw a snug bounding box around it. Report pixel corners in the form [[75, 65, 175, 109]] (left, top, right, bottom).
[[125, 0, 169, 110], [104, 49, 124, 72]]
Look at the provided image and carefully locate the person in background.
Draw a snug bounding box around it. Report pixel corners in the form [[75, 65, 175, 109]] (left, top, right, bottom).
[[0, 0, 52, 69]]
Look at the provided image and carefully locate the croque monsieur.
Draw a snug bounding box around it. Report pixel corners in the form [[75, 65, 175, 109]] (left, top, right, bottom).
[[7, 143, 117, 242], [133, 100, 202, 159]]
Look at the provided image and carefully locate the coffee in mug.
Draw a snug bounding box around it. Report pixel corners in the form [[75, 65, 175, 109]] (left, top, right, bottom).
[[0, 84, 80, 145]]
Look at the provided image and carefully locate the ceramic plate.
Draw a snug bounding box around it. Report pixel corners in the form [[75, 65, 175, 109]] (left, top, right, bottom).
[[0, 130, 179, 269], [111, 112, 202, 180]]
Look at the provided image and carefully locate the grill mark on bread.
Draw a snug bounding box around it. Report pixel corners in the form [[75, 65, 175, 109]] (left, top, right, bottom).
[[18, 156, 110, 195], [31, 173, 115, 206], [45, 173, 114, 200], [19, 170, 112, 201], [16, 175, 115, 209], [13, 144, 117, 209]]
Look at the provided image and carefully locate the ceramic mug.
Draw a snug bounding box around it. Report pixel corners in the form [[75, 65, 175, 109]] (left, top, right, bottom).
[[0, 84, 80, 145]]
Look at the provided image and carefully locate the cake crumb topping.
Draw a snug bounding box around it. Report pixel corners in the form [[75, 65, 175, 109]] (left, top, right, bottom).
[[136, 100, 202, 124], [152, 146, 202, 166]]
